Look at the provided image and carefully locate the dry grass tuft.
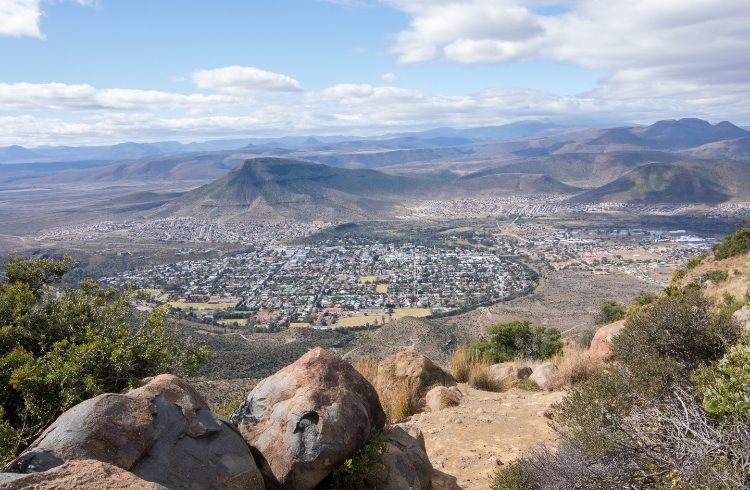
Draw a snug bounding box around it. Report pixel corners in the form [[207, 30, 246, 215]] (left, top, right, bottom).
[[546, 345, 598, 390], [451, 346, 506, 392], [377, 377, 416, 423], [469, 363, 505, 392], [450, 346, 472, 383]]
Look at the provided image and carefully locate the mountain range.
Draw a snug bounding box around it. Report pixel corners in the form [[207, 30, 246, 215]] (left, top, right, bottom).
[[3, 118, 750, 220]]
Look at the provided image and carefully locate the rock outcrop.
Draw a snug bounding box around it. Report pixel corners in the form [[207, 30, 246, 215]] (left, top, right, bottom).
[[733, 305, 750, 331], [588, 320, 626, 365], [358, 424, 433, 490], [487, 362, 532, 386], [6, 374, 263, 490], [529, 362, 558, 390], [231, 347, 386, 490], [376, 350, 456, 411], [0, 460, 169, 489], [425, 386, 463, 412]]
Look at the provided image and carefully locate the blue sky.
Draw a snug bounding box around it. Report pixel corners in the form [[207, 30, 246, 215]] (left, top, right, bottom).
[[0, 0, 748, 145]]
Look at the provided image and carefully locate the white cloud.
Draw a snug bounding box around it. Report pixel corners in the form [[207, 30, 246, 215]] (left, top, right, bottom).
[[381, 72, 400, 83], [7, 80, 750, 146], [310, 83, 375, 101], [0, 0, 44, 38], [192, 66, 303, 94], [383, 0, 750, 103], [0, 82, 253, 112]]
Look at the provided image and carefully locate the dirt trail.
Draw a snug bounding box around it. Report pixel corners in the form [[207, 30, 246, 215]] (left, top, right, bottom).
[[414, 385, 565, 490]]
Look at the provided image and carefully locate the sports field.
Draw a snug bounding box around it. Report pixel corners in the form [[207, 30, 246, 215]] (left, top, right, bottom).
[[391, 308, 431, 319], [218, 318, 248, 326], [168, 302, 236, 310], [375, 284, 388, 293], [357, 276, 378, 284], [334, 316, 385, 327]]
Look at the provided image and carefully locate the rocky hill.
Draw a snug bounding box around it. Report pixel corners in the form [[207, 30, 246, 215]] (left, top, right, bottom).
[[569, 159, 750, 204], [153, 157, 582, 221]]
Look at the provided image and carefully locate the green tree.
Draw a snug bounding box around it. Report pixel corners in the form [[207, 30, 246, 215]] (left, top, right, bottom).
[[713, 227, 750, 260], [468, 320, 562, 363], [0, 256, 209, 464], [594, 301, 625, 325]]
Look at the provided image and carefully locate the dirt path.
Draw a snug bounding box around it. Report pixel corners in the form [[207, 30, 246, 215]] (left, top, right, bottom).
[[415, 385, 565, 490]]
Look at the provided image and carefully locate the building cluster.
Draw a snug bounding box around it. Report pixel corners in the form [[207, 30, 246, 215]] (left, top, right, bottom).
[[35, 218, 327, 243], [102, 242, 532, 328], [398, 197, 701, 219]]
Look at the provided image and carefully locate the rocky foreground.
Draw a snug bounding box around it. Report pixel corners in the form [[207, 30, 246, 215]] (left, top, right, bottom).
[[0, 343, 585, 490]]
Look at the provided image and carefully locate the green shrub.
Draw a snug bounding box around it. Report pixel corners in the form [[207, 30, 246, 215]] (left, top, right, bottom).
[[594, 301, 625, 325], [685, 255, 706, 270], [612, 289, 740, 373], [0, 256, 209, 464], [672, 268, 687, 283], [697, 341, 750, 422], [490, 459, 533, 490], [625, 291, 658, 317], [713, 228, 750, 260], [331, 430, 387, 489], [554, 290, 739, 457], [467, 320, 562, 364], [704, 269, 729, 284]]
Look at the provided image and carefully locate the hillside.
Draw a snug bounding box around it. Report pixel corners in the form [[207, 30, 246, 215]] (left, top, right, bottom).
[[682, 137, 750, 161], [456, 172, 580, 195], [467, 151, 679, 188], [569, 160, 750, 204], [153, 157, 588, 221], [155, 157, 432, 220]]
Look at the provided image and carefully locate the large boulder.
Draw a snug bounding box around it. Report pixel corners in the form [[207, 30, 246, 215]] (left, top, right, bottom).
[[733, 306, 750, 331], [529, 362, 558, 390], [7, 374, 263, 490], [588, 320, 626, 365], [425, 386, 463, 412], [487, 362, 532, 386], [376, 350, 456, 411], [230, 347, 386, 490], [358, 424, 433, 490], [0, 460, 169, 489]]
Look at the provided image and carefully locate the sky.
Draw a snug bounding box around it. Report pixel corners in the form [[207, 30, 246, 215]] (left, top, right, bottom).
[[0, 0, 748, 146]]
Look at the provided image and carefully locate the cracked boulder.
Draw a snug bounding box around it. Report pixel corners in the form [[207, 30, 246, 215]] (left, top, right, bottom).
[[6, 374, 263, 490], [230, 347, 386, 490]]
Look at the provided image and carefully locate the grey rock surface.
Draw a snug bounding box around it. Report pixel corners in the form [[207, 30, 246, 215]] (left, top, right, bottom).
[[7, 375, 263, 490], [231, 347, 386, 490], [359, 423, 433, 490], [529, 362, 558, 390]]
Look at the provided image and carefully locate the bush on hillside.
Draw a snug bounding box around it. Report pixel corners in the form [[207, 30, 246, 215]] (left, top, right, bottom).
[[685, 255, 706, 270], [612, 289, 740, 373], [624, 290, 657, 317], [594, 300, 625, 325], [697, 340, 750, 422], [0, 256, 209, 464], [714, 227, 750, 260], [493, 288, 747, 488], [467, 320, 562, 364], [704, 269, 729, 284]]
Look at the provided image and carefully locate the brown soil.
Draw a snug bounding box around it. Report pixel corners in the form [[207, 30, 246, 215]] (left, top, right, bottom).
[[414, 384, 565, 490]]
